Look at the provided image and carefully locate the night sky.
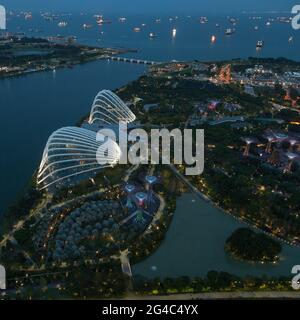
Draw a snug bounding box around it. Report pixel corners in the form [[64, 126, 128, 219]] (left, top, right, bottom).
[[0, 0, 297, 14]]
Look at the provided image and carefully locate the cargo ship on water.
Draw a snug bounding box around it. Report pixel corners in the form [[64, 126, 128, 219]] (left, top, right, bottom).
[[96, 15, 112, 25], [199, 16, 208, 24], [58, 21, 68, 27], [225, 28, 235, 35], [149, 32, 157, 39], [256, 40, 264, 49]]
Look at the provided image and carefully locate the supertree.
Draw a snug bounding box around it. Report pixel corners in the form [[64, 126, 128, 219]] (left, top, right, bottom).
[[134, 192, 147, 224], [285, 152, 299, 172], [145, 175, 158, 211], [242, 137, 257, 157], [288, 138, 299, 151], [124, 184, 135, 209], [263, 132, 276, 153]]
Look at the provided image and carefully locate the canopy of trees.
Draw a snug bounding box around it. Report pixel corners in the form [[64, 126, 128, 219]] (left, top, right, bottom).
[[225, 228, 282, 262]]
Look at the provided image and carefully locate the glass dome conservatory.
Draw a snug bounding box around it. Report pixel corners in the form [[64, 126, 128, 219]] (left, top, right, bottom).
[[37, 127, 121, 190], [88, 90, 136, 125]]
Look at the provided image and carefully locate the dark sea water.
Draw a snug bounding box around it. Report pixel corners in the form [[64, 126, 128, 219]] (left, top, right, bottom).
[[5, 13, 300, 61], [0, 61, 146, 215], [133, 194, 300, 278], [1, 13, 300, 277]]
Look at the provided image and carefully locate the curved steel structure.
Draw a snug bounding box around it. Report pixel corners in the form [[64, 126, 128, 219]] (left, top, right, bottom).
[[88, 90, 136, 125], [37, 127, 121, 190]]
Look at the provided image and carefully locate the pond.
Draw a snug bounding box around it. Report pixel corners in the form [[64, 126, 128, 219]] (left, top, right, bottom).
[[133, 193, 300, 279]]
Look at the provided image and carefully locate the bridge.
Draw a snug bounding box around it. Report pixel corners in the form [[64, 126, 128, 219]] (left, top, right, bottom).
[[106, 56, 161, 65]]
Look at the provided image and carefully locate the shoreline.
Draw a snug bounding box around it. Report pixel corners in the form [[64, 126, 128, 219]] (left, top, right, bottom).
[[2, 56, 300, 249], [1, 56, 299, 268], [169, 164, 300, 248], [0, 35, 136, 79], [0, 55, 115, 80]]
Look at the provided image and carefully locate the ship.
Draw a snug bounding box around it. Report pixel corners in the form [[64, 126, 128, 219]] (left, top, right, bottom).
[[149, 32, 157, 39], [96, 16, 112, 25], [277, 17, 292, 23], [199, 17, 208, 24], [43, 16, 53, 21], [58, 21, 68, 27], [119, 17, 127, 23], [229, 17, 237, 24], [133, 27, 141, 32], [82, 24, 93, 29], [67, 36, 77, 43], [24, 13, 33, 20], [225, 28, 235, 35], [289, 36, 293, 43], [256, 40, 264, 49], [97, 17, 104, 25], [254, 26, 259, 31]]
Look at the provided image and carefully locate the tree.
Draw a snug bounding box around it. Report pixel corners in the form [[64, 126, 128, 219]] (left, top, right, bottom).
[[225, 228, 282, 262]]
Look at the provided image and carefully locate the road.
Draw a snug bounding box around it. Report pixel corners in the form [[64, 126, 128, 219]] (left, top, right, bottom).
[[0, 195, 51, 248], [8, 236, 37, 267], [168, 164, 211, 202], [125, 291, 300, 300]]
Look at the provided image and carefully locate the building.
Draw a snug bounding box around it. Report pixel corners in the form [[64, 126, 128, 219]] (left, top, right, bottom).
[[218, 64, 232, 83], [37, 90, 136, 191], [37, 127, 121, 190], [88, 90, 136, 125]]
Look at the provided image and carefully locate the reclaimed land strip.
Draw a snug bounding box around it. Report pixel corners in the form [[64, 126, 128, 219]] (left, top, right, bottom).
[[0, 35, 136, 78]]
